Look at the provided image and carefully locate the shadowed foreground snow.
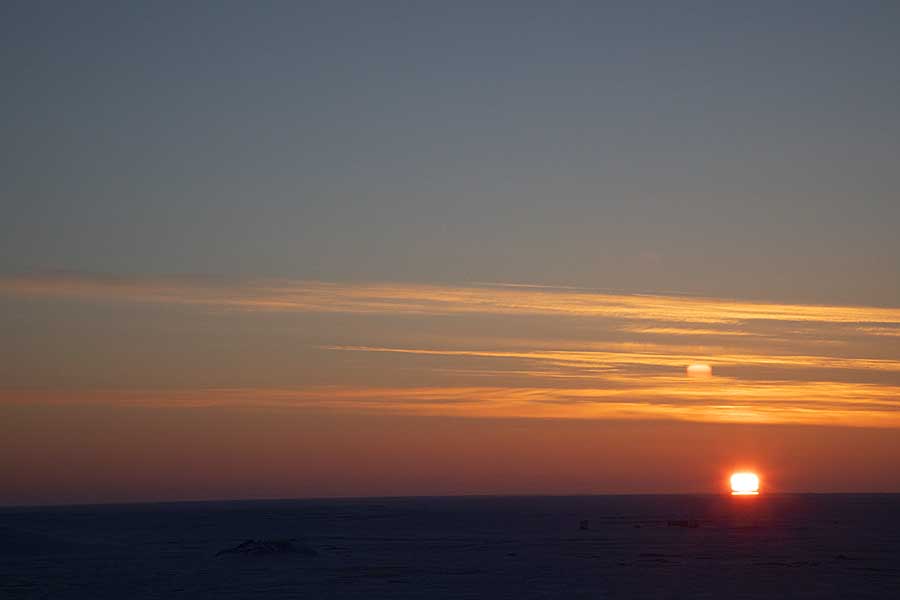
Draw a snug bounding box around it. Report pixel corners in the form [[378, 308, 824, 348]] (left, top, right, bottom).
[[2, 495, 899, 599]]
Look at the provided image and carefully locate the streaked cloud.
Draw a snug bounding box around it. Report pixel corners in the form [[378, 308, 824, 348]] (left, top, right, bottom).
[[3, 272, 900, 325], [620, 326, 757, 337], [3, 378, 900, 428], [2, 272, 899, 428], [857, 326, 900, 337], [324, 345, 900, 376]]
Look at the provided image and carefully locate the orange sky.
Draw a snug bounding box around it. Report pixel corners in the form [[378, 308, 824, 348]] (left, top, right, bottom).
[[2, 275, 900, 504], [4, 405, 900, 506]]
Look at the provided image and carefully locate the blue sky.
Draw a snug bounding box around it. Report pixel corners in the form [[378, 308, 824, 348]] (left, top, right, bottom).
[[3, 1, 899, 303]]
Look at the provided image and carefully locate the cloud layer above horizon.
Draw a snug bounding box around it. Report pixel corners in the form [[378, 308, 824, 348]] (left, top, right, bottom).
[[3, 273, 899, 428]]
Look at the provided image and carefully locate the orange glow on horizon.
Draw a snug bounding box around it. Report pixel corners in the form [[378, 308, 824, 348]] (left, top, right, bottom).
[[730, 472, 760, 495]]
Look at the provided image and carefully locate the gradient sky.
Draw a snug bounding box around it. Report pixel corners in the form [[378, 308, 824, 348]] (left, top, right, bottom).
[[2, 1, 900, 504]]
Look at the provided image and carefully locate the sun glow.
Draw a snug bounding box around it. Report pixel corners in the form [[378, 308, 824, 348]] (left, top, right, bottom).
[[686, 363, 713, 378], [730, 472, 760, 495]]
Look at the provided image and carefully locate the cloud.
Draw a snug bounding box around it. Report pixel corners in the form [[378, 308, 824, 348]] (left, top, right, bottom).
[[3, 272, 900, 428], [3, 379, 899, 428], [3, 272, 900, 325], [619, 326, 757, 337], [324, 345, 900, 375]]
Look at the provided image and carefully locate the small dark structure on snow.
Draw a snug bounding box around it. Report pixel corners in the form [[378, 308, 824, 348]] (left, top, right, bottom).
[[216, 539, 317, 557]]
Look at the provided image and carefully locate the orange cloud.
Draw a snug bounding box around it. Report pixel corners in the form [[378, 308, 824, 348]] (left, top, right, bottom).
[[3, 273, 900, 325], [324, 345, 900, 374], [3, 379, 900, 428], [3, 273, 899, 429]]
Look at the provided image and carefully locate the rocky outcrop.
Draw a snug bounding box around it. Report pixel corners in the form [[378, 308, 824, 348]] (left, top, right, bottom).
[[215, 538, 317, 557], [667, 519, 700, 529]]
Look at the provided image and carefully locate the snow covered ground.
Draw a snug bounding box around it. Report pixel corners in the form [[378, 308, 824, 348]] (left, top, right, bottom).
[[2, 494, 899, 599]]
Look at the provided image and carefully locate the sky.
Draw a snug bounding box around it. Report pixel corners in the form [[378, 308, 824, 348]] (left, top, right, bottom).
[[2, 1, 900, 505]]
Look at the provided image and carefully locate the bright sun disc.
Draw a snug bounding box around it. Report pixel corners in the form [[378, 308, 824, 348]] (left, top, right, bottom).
[[730, 472, 760, 495]]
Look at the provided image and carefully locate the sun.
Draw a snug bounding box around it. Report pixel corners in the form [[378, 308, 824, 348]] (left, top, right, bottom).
[[730, 472, 760, 495]]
